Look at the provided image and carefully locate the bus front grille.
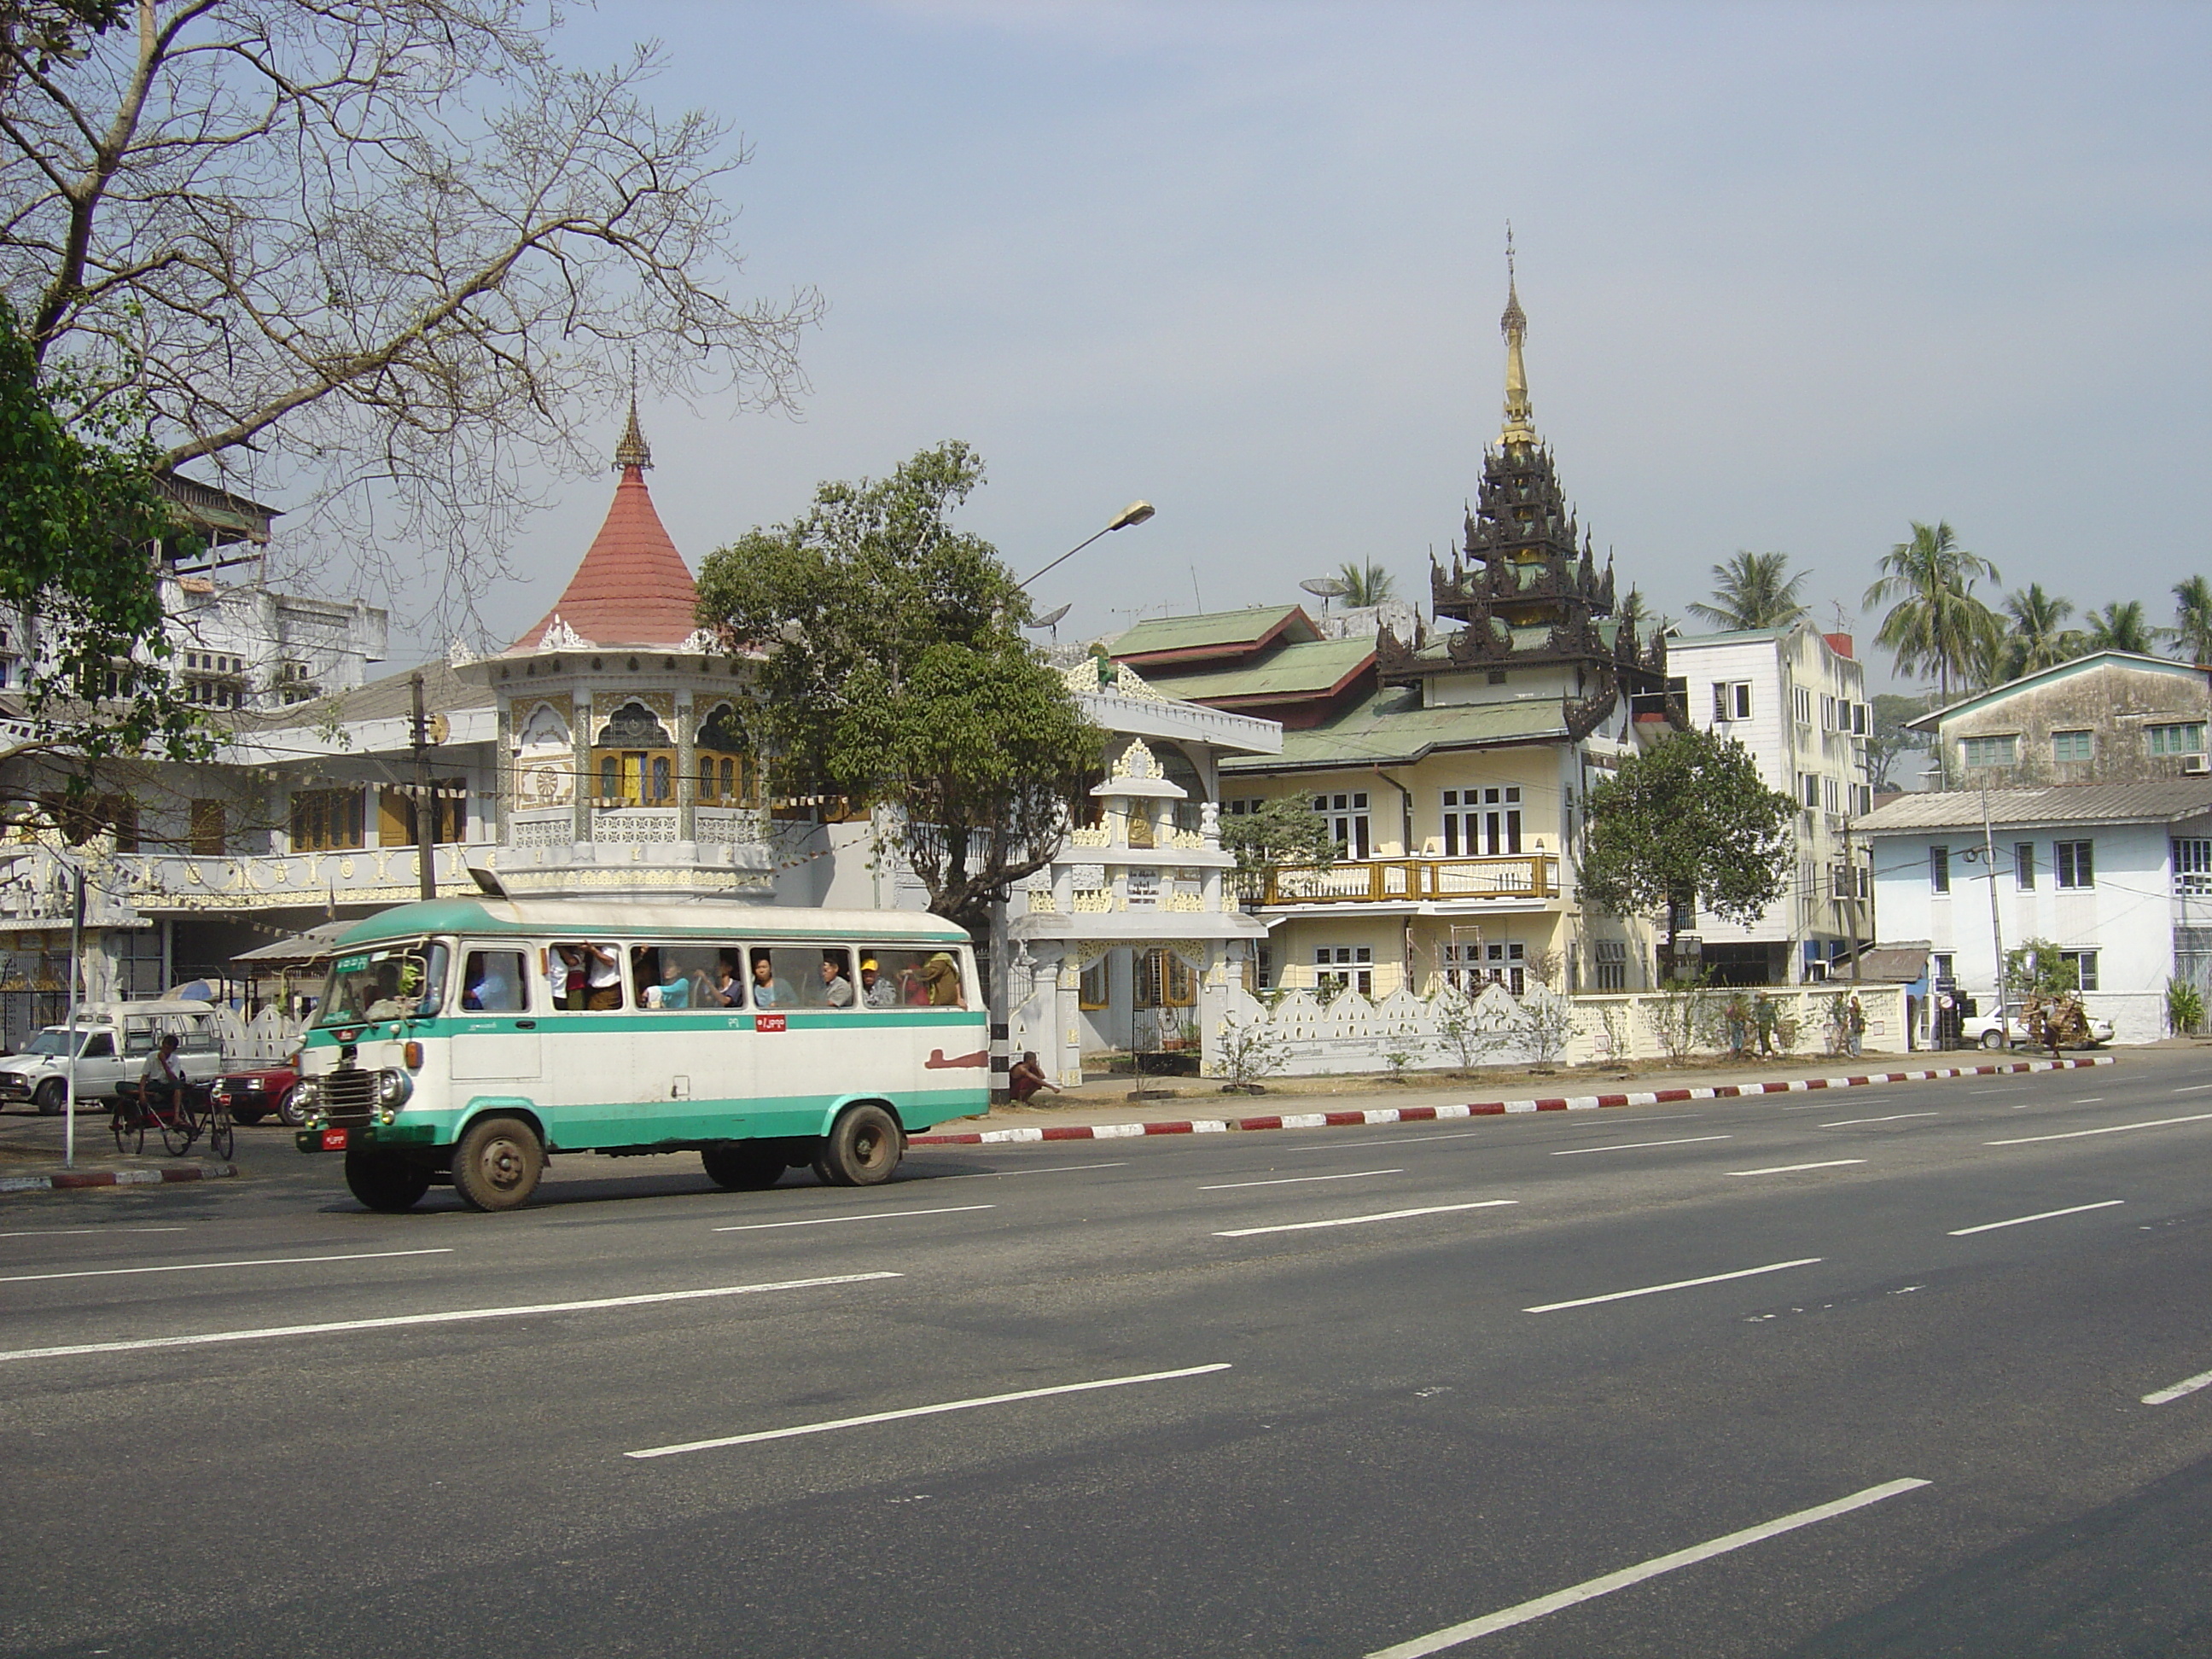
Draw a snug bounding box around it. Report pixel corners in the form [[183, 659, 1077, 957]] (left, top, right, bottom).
[[323, 1068, 376, 1126]]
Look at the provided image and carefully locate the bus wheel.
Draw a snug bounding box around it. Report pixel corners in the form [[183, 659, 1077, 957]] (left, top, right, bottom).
[[451, 1115, 544, 1213], [346, 1150, 432, 1213], [701, 1145, 785, 1190], [817, 1103, 903, 1187]]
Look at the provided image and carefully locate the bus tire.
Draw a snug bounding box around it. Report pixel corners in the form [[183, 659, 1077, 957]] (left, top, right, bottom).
[[450, 1115, 545, 1213], [817, 1103, 903, 1187], [701, 1144, 785, 1190], [346, 1150, 432, 1213]]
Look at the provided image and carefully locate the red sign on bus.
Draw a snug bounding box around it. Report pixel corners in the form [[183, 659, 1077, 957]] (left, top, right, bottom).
[[754, 1012, 788, 1033]]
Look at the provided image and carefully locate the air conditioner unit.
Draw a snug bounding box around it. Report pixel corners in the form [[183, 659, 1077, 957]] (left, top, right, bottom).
[[2184, 755, 2209, 775]]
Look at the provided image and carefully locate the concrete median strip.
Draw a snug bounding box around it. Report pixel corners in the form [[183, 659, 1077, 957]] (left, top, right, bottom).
[[0, 1162, 239, 1194], [908, 1057, 2113, 1148]]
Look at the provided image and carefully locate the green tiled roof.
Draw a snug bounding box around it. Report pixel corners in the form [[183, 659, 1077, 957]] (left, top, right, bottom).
[[1220, 686, 1569, 772], [1141, 637, 1374, 702], [1112, 604, 1316, 659]]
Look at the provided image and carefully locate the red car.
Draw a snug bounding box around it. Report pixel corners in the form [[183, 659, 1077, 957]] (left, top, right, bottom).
[[215, 1062, 303, 1126]]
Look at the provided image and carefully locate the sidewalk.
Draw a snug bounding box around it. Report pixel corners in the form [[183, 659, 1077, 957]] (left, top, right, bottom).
[[912, 1049, 2124, 1145], [0, 1115, 241, 1193]]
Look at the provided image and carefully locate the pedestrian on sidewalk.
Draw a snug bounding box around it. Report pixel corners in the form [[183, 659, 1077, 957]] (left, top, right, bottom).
[[1846, 994, 1866, 1058]]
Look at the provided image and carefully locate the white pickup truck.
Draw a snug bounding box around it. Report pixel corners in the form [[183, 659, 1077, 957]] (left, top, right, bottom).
[[0, 1002, 226, 1114]]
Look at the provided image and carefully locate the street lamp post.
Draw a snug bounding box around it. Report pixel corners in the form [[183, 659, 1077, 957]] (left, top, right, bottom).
[[990, 502, 1158, 1104]]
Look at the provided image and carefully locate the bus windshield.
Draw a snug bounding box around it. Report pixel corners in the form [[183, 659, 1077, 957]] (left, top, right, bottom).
[[315, 941, 448, 1027]]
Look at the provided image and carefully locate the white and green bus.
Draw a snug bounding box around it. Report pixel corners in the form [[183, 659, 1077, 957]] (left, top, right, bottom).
[[292, 897, 985, 1213]]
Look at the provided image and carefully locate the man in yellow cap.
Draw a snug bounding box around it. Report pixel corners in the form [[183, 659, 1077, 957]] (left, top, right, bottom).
[[859, 956, 900, 1009]]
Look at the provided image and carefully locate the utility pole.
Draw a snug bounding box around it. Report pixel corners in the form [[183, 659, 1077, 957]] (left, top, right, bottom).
[[61, 859, 84, 1169], [1843, 817, 1862, 987], [410, 672, 435, 900], [1981, 786, 2007, 1035]]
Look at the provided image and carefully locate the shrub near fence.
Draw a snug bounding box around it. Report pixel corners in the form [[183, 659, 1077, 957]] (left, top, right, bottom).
[[1208, 983, 1907, 1078]]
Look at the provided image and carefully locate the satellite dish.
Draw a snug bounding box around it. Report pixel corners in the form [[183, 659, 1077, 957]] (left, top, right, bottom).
[[1027, 603, 1072, 629], [1301, 577, 1348, 599]]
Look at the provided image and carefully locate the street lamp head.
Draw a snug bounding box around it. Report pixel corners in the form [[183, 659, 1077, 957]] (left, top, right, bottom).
[[1108, 501, 1155, 533]]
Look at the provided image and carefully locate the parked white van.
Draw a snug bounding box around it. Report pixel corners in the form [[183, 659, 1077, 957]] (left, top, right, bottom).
[[0, 1002, 224, 1114]]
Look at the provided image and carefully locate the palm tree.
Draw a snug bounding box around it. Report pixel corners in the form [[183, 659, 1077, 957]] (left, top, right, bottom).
[[1337, 560, 1395, 607], [1991, 584, 2077, 682], [1863, 520, 2003, 701], [2168, 575, 2212, 666], [1685, 550, 1809, 631], [2085, 599, 2153, 655]]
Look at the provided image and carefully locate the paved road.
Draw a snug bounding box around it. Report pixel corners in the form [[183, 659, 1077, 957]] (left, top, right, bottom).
[[3, 1052, 2209, 1656]]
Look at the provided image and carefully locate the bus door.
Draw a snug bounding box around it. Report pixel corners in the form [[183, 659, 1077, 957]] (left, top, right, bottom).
[[609, 940, 754, 1141], [451, 945, 542, 1085]]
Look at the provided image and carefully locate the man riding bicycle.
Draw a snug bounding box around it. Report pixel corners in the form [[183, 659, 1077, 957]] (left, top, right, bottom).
[[138, 1033, 185, 1115]]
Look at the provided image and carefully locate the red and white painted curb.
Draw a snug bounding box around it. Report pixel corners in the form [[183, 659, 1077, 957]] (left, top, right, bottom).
[[909, 1055, 2116, 1146], [0, 1161, 239, 1194]]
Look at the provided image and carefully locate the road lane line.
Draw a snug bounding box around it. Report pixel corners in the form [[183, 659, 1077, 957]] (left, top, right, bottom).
[[1726, 1161, 1866, 1176], [713, 1205, 993, 1233], [0, 1248, 451, 1285], [1290, 1131, 1494, 1150], [1201, 1169, 1405, 1190], [1988, 1112, 2212, 1146], [1551, 1136, 1730, 1156], [626, 1361, 1233, 1458], [0, 1226, 189, 1239], [1525, 1257, 1823, 1313], [2145, 1367, 2212, 1406], [1362, 1478, 1932, 1656], [2174, 1083, 2212, 1094], [1215, 1201, 1518, 1238], [0, 1272, 901, 1364], [2072, 1097, 2104, 1103], [939, 1162, 1127, 1179], [1947, 1200, 2125, 1237], [1819, 1114, 1939, 1127]]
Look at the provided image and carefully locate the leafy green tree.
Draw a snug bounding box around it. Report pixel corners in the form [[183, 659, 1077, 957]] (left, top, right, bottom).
[[2084, 599, 2153, 655], [1866, 691, 1935, 792], [694, 442, 1099, 940], [1578, 728, 1796, 975], [0, 296, 208, 788], [2168, 575, 2212, 667], [1990, 584, 2077, 683], [1336, 560, 1394, 607], [1864, 520, 2003, 700], [1685, 550, 1808, 631], [1220, 797, 1339, 875]]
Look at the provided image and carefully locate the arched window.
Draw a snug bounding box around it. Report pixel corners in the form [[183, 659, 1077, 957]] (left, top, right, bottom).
[[696, 702, 758, 807], [591, 701, 675, 807]]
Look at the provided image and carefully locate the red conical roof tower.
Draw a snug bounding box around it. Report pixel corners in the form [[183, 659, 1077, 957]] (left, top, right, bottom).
[[511, 400, 701, 650]]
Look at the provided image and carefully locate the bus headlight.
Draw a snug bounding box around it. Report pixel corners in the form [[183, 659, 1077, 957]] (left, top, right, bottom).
[[375, 1068, 413, 1111], [294, 1077, 325, 1129]]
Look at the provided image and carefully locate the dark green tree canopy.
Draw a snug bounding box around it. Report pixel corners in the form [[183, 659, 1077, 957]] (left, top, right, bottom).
[[694, 442, 1100, 937], [1865, 520, 2002, 698], [0, 296, 207, 786], [1578, 728, 1796, 964]]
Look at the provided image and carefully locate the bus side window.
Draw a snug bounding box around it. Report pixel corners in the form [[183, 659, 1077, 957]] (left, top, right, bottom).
[[752, 947, 829, 1008], [857, 951, 906, 1009], [813, 947, 856, 1009], [637, 946, 715, 1010], [551, 942, 625, 1010], [462, 950, 529, 1013], [699, 949, 747, 1009]]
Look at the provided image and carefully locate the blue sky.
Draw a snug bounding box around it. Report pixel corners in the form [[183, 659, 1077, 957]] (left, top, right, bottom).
[[439, 1, 2209, 690]]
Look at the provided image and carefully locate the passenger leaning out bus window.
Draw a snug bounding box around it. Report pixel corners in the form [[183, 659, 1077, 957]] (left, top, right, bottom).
[[556, 943, 622, 1010], [917, 951, 966, 1008]]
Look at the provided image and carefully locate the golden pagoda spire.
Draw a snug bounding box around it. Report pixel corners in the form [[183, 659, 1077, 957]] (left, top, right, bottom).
[[1499, 224, 1537, 450]]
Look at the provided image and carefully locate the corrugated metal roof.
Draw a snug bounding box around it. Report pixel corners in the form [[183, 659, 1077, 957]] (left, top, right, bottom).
[[1112, 604, 1318, 659], [1220, 686, 1567, 772], [1854, 779, 2212, 834], [1143, 637, 1375, 702]]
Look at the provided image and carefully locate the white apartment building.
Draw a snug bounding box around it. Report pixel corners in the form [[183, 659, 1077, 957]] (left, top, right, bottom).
[[1856, 780, 2212, 1045], [1666, 623, 1874, 983]]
